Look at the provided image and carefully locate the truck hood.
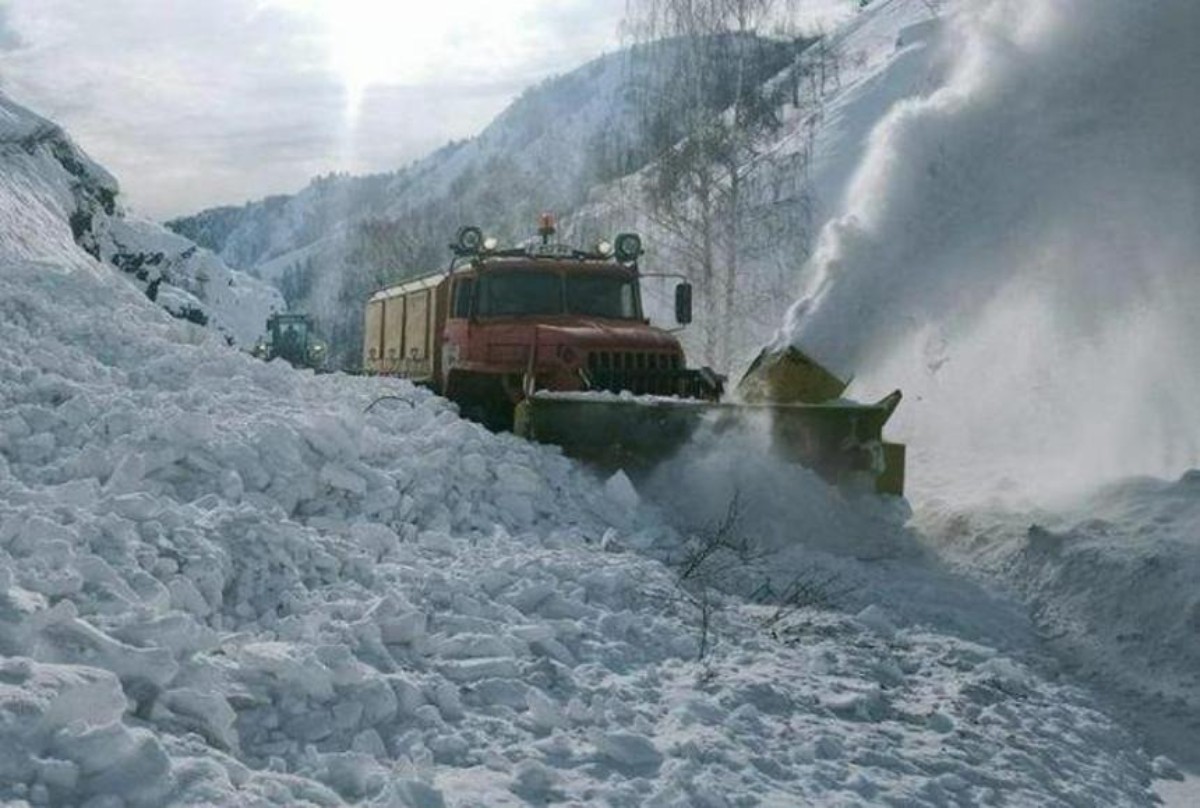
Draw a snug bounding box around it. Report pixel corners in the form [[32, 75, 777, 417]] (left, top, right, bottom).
[[532, 320, 682, 352]]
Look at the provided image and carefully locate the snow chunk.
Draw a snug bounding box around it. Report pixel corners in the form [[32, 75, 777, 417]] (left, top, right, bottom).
[[596, 731, 664, 771], [604, 470, 640, 512]]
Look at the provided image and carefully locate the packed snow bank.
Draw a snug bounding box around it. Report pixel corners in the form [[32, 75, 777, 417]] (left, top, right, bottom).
[[917, 469, 1200, 772], [1, 244, 1166, 803], [3, 212, 1166, 808], [779, 0, 1200, 500], [0, 55, 1162, 804], [0, 91, 281, 345], [0, 254, 1159, 805]]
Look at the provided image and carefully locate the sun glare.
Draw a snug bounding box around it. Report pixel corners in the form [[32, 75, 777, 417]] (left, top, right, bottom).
[[325, 2, 427, 105], [289, 0, 529, 115]]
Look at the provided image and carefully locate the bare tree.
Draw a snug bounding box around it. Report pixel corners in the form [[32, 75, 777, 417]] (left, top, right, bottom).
[[330, 215, 444, 369], [623, 0, 834, 370]]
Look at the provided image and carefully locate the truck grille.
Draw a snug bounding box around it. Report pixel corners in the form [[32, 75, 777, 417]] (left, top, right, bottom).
[[585, 351, 713, 398], [588, 351, 682, 373]]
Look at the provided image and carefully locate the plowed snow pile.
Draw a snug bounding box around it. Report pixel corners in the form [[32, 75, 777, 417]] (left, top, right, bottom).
[[917, 471, 1200, 782], [0, 41, 1160, 808], [766, 0, 1200, 793]]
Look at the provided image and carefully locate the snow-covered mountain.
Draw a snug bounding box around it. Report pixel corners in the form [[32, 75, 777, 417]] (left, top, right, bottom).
[[169, 41, 788, 270], [167, 38, 800, 368], [0, 31, 1168, 804], [0, 92, 281, 345], [160, 7, 950, 376]]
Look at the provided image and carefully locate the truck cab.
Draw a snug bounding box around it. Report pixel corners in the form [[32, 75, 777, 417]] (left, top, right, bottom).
[[363, 223, 719, 427], [253, 313, 328, 370]]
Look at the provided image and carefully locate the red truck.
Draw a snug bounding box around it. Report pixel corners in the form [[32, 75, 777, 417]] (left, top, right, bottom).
[[363, 219, 904, 494], [363, 219, 720, 427]]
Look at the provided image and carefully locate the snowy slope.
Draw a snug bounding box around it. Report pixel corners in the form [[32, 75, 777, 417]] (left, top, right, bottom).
[[917, 472, 1200, 776], [562, 0, 948, 375], [0, 67, 1161, 806], [168, 47, 677, 273], [0, 254, 1158, 806], [0, 92, 281, 345], [754, 0, 1200, 793]]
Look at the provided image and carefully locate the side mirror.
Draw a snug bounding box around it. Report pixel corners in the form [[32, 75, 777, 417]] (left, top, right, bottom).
[[674, 282, 693, 325]]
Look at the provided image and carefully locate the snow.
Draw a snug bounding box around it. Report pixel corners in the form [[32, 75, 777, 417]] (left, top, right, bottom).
[[2, 1, 1194, 804], [0, 91, 281, 347], [760, 0, 1200, 798], [917, 471, 1200, 783], [779, 0, 1200, 500], [17, 244, 1160, 804], [0, 108, 1158, 808]]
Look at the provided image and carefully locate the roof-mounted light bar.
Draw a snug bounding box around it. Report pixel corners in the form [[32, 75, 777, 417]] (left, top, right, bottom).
[[448, 222, 644, 265], [613, 232, 643, 264], [452, 225, 484, 256]]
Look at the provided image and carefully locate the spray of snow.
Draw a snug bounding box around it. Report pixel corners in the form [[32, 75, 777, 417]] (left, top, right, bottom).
[[781, 0, 1200, 500]]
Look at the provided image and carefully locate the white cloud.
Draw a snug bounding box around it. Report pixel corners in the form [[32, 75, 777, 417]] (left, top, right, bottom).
[[0, 5, 22, 50], [0, 0, 853, 220], [0, 0, 623, 219]]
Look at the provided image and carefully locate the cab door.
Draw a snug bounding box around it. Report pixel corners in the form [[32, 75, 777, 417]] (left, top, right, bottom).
[[442, 276, 476, 388]]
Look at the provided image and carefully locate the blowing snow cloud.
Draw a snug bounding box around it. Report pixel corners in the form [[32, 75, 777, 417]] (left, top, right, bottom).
[[782, 0, 1200, 497]]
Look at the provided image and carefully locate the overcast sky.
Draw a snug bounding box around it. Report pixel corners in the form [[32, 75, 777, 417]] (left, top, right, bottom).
[[0, 0, 854, 221]]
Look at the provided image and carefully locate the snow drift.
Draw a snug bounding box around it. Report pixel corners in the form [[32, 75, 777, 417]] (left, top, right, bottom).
[[0, 230, 1159, 805], [0, 91, 281, 345], [0, 76, 1162, 805], [782, 0, 1200, 499], [917, 468, 1200, 777]]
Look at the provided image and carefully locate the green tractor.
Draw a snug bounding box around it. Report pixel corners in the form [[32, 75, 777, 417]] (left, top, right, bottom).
[[252, 313, 328, 370]]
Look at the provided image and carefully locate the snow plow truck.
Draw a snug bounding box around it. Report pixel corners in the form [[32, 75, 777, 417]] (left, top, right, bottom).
[[362, 218, 905, 495]]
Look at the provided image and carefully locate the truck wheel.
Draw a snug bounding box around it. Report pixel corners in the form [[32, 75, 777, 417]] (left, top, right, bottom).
[[447, 372, 515, 433]]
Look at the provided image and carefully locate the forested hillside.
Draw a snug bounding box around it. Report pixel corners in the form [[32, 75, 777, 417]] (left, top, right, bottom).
[[167, 29, 832, 370]]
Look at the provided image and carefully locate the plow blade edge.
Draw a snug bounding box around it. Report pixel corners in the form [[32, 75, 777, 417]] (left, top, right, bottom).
[[513, 392, 905, 495]]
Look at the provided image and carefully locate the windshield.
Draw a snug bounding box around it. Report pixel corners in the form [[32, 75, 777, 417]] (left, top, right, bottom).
[[565, 274, 639, 319], [478, 272, 562, 317], [476, 270, 640, 319], [277, 321, 308, 340]]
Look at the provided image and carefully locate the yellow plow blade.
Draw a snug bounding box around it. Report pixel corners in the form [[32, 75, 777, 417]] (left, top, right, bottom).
[[514, 392, 904, 495], [513, 345, 906, 495]]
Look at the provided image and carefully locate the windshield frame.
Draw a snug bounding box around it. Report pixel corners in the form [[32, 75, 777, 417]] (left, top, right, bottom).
[[472, 265, 643, 321]]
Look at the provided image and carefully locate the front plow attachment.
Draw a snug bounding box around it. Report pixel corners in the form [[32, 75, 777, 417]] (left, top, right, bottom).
[[513, 391, 905, 495]]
